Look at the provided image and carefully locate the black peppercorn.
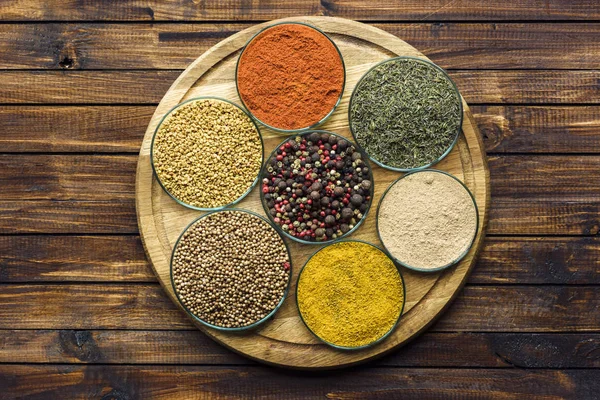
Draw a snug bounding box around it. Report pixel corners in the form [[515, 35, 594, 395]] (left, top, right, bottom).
[[335, 160, 344, 170], [361, 180, 372, 191], [341, 208, 353, 220], [321, 133, 330, 142], [315, 228, 325, 237], [325, 215, 335, 226], [331, 200, 340, 209], [351, 194, 363, 207], [310, 191, 320, 201], [340, 223, 350, 233], [309, 132, 320, 143], [333, 186, 345, 197], [337, 139, 348, 150], [325, 228, 334, 237], [320, 197, 330, 206], [328, 135, 337, 145], [311, 182, 323, 192], [311, 152, 320, 162], [277, 181, 287, 191]]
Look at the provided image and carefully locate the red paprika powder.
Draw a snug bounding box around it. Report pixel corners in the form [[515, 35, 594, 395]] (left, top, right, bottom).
[[236, 23, 345, 131]]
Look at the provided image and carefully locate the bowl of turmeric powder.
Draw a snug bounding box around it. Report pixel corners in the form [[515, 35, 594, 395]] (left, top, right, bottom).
[[296, 240, 405, 350], [236, 22, 346, 133]]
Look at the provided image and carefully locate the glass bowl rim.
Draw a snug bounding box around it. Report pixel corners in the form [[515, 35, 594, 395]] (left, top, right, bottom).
[[169, 208, 293, 332], [376, 169, 480, 273], [259, 130, 375, 245], [235, 21, 347, 134], [348, 55, 464, 172], [295, 238, 407, 350], [150, 96, 265, 211]]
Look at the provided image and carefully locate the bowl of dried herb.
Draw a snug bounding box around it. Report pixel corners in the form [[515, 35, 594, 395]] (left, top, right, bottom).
[[348, 56, 463, 171]]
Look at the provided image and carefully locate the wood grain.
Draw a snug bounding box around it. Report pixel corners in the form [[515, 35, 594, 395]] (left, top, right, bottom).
[[2, 155, 599, 235], [0, 365, 597, 399], [0, 284, 596, 332], [0, 1, 320, 22], [3, 106, 599, 153], [1, 23, 599, 70], [0, 236, 153, 282], [1, 330, 598, 368], [0, 106, 153, 152], [3, 155, 598, 201], [0, 200, 137, 234], [477, 106, 600, 153], [473, 237, 600, 284], [0, 1, 597, 21], [2, 236, 599, 284], [1, 70, 597, 104]]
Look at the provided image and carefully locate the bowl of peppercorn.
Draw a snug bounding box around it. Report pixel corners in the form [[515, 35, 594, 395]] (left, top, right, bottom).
[[260, 130, 374, 244]]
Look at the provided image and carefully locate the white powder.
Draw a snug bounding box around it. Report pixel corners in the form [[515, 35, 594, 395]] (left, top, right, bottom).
[[378, 171, 478, 271]]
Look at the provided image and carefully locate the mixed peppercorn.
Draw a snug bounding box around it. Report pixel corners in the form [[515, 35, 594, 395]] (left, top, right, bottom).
[[261, 131, 373, 242]]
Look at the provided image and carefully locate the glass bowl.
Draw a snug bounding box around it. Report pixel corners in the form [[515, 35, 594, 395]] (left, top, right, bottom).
[[348, 56, 463, 172], [259, 130, 374, 245], [295, 239, 406, 350], [235, 22, 346, 134], [170, 208, 293, 332], [150, 96, 264, 211], [376, 169, 479, 273]]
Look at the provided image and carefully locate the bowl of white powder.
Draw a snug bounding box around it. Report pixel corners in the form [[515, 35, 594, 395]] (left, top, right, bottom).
[[376, 170, 479, 272]]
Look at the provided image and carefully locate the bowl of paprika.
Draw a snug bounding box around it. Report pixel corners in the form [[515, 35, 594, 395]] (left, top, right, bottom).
[[236, 22, 346, 134]]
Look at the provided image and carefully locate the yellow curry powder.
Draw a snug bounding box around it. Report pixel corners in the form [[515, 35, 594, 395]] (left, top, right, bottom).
[[297, 241, 404, 348]]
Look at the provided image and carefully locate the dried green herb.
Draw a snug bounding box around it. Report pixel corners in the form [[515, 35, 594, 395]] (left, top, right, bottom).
[[349, 58, 462, 170]]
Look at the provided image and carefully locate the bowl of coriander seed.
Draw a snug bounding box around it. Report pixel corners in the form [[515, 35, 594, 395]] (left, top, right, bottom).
[[170, 209, 292, 331]]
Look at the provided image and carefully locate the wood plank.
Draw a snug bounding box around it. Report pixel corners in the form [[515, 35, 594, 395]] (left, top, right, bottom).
[[475, 106, 600, 154], [1, 23, 600, 70], [0, 236, 591, 283], [0, 365, 597, 399], [1, 70, 597, 105], [0, 200, 137, 234], [0, 1, 320, 21], [1, 330, 598, 368], [0, 71, 177, 104], [5, 154, 596, 201], [489, 155, 600, 200], [473, 237, 600, 284], [2, 154, 599, 235], [0, 155, 134, 201], [0, 1, 597, 21], [0, 284, 596, 331], [489, 199, 600, 235], [324, 1, 600, 21], [0, 236, 153, 282], [0, 106, 152, 152], [2, 236, 598, 284], [3, 106, 599, 153]]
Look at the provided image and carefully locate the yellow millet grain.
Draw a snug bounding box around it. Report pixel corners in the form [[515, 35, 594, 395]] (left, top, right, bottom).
[[297, 241, 404, 348], [152, 99, 263, 208]]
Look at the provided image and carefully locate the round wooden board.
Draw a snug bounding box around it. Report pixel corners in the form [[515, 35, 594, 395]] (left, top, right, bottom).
[[136, 16, 490, 369]]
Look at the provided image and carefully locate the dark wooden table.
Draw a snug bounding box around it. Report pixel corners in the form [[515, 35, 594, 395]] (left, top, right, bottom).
[[1, 1, 599, 398]]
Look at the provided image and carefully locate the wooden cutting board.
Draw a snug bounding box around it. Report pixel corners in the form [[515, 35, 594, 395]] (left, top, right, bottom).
[[136, 16, 490, 369]]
